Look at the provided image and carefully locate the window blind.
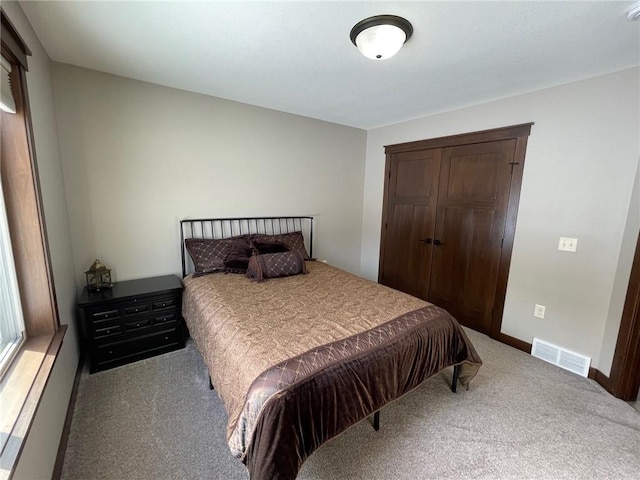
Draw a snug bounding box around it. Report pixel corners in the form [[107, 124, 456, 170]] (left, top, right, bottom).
[[0, 55, 16, 114]]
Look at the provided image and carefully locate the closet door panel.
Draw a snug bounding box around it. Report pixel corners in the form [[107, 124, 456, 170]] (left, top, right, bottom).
[[379, 149, 441, 300], [428, 140, 516, 334]]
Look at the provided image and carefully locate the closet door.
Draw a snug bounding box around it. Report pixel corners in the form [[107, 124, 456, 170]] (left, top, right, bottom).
[[380, 123, 531, 338], [379, 149, 441, 300], [427, 140, 516, 334]]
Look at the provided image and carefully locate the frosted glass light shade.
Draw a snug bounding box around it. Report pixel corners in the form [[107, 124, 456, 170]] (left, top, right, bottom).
[[355, 24, 407, 60], [350, 15, 413, 61]]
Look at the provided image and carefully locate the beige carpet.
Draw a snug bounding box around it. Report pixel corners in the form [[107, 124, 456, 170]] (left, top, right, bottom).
[[61, 329, 640, 479]]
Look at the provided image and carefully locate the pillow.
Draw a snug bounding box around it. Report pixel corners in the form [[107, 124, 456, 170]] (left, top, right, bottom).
[[185, 235, 248, 274], [250, 231, 311, 260], [223, 238, 254, 273], [246, 251, 308, 283], [251, 239, 290, 255]]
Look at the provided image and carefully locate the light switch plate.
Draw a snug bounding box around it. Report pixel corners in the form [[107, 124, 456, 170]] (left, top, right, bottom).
[[534, 304, 546, 319]]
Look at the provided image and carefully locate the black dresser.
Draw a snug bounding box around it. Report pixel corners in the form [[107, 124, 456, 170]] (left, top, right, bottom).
[[78, 275, 184, 373]]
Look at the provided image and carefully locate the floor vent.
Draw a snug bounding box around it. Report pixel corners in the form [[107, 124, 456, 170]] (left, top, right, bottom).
[[531, 338, 591, 377]]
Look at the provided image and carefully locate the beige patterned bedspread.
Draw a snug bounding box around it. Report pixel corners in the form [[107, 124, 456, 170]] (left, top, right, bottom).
[[182, 261, 426, 435], [182, 261, 481, 480]]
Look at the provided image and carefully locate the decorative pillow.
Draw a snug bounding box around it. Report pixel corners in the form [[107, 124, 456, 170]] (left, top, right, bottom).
[[250, 231, 311, 260], [223, 238, 254, 273], [246, 251, 308, 283], [251, 239, 290, 255], [185, 235, 248, 274]]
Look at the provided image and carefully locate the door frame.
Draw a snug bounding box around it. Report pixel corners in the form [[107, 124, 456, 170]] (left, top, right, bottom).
[[380, 123, 533, 341], [607, 231, 640, 401]]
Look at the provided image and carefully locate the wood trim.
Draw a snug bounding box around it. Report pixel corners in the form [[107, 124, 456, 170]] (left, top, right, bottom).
[[0, 327, 66, 480], [51, 354, 84, 480], [0, 8, 31, 70], [384, 123, 533, 154], [496, 334, 618, 396], [377, 152, 394, 282], [608, 230, 640, 400], [1, 28, 59, 337], [497, 333, 532, 354], [490, 135, 530, 338], [588, 368, 614, 395], [18, 62, 61, 332]]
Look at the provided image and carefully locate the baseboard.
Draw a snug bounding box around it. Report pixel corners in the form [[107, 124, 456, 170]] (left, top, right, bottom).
[[52, 353, 84, 480], [497, 333, 617, 395], [589, 367, 614, 395], [497, 332, 532, 354]]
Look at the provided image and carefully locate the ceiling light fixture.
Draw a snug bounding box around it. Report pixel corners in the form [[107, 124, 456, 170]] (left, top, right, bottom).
[[350, 15, 413, 60], [628, 1, 640, 20]]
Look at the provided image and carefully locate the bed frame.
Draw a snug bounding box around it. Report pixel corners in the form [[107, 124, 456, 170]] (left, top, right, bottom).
[[179, 214, 460, 433], [180, 216, 314, 278]]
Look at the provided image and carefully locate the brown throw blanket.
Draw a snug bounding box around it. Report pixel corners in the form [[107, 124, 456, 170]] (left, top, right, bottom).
[[182, 262, 481, 480]]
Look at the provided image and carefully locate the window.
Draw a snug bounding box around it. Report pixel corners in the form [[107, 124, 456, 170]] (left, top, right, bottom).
[[1, 9, 65, 477], [0, 51, 25, 378], [0, 176, 26, 378]]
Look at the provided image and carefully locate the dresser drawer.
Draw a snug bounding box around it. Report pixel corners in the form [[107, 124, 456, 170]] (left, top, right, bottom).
[[124, 304, 149, 316], [125, 318, 151, 331], [153, 312, 177, 326], [91, 309, 120, 321], [94, 324, 123, 339], [151, 297, 176, 310], [96, 328, 179, 366]]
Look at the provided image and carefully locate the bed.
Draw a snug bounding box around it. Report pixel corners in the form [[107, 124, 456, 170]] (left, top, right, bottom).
[[180, 216, 482, 480]]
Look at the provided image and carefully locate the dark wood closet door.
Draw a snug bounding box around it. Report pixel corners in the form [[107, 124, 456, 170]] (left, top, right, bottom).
[[428, 140, 516, 334], [379, 149, 441, 299]]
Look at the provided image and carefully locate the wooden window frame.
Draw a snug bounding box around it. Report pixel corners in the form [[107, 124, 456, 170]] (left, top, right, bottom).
[[0, 8, 65, 478]]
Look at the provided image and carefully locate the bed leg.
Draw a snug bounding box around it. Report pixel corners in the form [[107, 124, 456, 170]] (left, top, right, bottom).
[[208, 374, 214, 390], [372, 411, 380, 431], [451, 364, 460, 393]]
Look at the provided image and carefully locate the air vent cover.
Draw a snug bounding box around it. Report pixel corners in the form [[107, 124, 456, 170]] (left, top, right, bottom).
[[531, 338, 591, 377]]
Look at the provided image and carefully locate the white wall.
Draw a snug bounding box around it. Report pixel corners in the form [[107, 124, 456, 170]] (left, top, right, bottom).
[[3, 2, 79, 479], [51, 64, 367, 286], [361, 68, 640, 374]]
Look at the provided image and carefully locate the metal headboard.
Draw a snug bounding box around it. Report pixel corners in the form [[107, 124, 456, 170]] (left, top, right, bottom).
[[180, 216, 314, 277]]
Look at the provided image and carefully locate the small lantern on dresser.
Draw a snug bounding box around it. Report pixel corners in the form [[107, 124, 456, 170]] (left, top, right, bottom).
[[85, 259, 113, 291]]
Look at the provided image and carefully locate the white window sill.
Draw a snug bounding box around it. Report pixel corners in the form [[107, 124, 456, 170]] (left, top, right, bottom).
[[0, 326, 66, 479]]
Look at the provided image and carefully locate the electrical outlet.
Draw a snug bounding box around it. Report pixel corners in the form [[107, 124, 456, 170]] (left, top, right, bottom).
[[558, 237, 578, 252], [534, 304, 546, 319]]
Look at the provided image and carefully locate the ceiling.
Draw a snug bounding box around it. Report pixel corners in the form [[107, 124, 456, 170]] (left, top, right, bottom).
[[19, 1, 640, 129]]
